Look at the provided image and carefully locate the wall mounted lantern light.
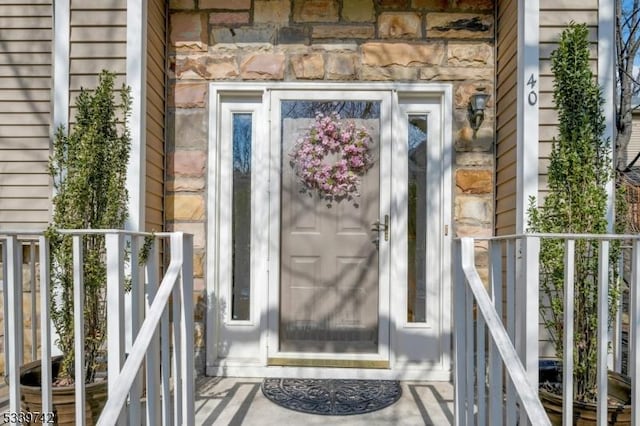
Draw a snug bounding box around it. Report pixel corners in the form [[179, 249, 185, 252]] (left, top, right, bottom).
[[468, 88, 490, 138]]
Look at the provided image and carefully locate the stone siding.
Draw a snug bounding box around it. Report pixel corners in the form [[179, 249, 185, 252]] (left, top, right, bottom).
[[167, 0, 495, 371]]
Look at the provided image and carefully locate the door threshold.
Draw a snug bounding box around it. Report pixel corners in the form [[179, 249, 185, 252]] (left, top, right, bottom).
[[267, 358, 389, 369]]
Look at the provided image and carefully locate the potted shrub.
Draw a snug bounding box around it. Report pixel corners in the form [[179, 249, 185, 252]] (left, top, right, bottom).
[[19, 70, 131, 425], [528, 23, 630, 424]]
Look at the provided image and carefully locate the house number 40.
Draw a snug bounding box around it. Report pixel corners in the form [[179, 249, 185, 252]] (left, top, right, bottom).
[[527, 74, 538, 106]]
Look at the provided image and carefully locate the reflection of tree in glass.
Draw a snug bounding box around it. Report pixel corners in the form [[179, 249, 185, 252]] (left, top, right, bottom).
[[408, 116, 427, 151], [407, 117, 426, 245], [407, 116, 427, 323], [232, 113, 252, 320], [281, 100, 381, 119], [233, 113, 252, 175]]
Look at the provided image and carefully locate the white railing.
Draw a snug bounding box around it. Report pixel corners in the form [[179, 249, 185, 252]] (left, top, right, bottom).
[[0, 230, 194, 426], [454, 234, 640, 426], [1, 236, 41, 399], [454, 236, 548, 426]]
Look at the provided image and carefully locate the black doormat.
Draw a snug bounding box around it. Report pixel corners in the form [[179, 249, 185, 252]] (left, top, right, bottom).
[[261, 378, 402, 416]]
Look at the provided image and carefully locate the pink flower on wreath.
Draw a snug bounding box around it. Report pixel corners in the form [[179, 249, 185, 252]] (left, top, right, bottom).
[[290, 112, 374, 202]]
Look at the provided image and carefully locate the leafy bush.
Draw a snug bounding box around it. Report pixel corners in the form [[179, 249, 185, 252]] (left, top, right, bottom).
[[47, 71, 131, 384], [528, 23, 619, 403]]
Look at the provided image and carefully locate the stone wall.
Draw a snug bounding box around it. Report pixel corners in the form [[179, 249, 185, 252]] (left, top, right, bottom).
[[166, 0, 495, 373]]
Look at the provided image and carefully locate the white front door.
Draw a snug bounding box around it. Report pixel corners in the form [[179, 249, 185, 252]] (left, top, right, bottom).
[[268, 90, 392, 366], [207, 84, 452, 379]]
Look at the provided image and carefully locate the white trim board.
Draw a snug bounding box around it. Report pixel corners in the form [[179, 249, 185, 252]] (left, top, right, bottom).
[[516, 0, 539, 233], [599, 0, 615, 231], [49, 0, 70, 357], [515, 0, 541, 397], [126, 0, 148, 231], [53, 0, 69, 135], [206, 364, 452, 381]]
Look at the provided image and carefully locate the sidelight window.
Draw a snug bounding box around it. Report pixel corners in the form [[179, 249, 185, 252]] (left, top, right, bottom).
[[231, 113, 252, 321]]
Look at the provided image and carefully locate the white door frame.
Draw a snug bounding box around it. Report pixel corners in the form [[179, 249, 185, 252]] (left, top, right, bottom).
[[206, 82, 453, 380]]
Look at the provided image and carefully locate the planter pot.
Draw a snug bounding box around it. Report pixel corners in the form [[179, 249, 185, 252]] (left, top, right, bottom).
[[539, 361, 632, 425], [18, 357, 107, 426]]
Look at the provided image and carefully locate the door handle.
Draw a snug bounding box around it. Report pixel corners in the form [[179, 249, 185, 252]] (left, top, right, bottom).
[[371, 215, 389, 241]]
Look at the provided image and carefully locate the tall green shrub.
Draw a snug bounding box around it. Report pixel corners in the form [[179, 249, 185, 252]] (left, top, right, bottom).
[[528, 23, 618, 403], [47, 71, 131, 384]]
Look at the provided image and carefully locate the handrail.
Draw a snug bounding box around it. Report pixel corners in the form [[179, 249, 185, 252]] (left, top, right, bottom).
[[97, 231, 195, 426], [0, 230, 195, 426], [96, 247, 182, 424], [457, 237, 551, 425], [454, 237, 551, 426], [0, 229, 178, 237], [457, 232, 640, 241], [456, 233, 640, 426]]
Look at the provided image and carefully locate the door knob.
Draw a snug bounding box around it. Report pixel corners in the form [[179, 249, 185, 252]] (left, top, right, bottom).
[[371, 214, 389, 241]]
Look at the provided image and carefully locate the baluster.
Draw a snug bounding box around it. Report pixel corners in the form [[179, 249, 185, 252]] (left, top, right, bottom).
[[563, 239, 576, 426], [489, 240, 503, 425], [72, 235, 86, 426], [161, 304, 171, 424], [453, 240, 467, 426], [39, 236, 52, 416], [180, 233, 195, 426], [597, 240, 609, 426], [631, 239, 640, 426], [520, 236, 540, 425], [6, 236, 22, 421], [29, 241, 37, 361], [505, 239, 516, 425], [1, 238, 8, 383], [145, 238, 161, 426], [160, 238, 171, 424], [465, 247, 474, 424], [106, 233, 126, 425], [477, 310, 486, 426], [171, 234, 183, 425], [129, 235, 143, 426]]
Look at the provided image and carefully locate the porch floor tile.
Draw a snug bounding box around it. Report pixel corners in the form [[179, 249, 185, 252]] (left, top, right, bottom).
[[195, 377, 453, 426]]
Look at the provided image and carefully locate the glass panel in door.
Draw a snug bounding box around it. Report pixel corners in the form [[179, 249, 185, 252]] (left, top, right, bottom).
[[279, 100, 381, 354]]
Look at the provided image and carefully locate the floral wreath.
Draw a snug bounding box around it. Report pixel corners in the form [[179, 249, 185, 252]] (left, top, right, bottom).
[[289, 112, 374, 202]]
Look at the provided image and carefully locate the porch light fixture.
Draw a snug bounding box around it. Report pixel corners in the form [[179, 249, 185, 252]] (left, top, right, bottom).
[[468, 88, 490, 138]]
